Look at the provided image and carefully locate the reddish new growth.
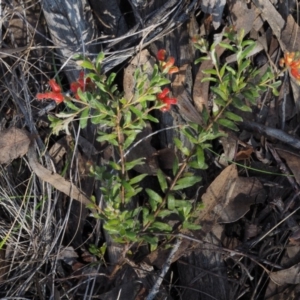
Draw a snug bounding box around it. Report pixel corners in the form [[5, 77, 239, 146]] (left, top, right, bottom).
[[36, 79, 64, 103], [279, 52, 300, 82], [156, 49, 179, 111]]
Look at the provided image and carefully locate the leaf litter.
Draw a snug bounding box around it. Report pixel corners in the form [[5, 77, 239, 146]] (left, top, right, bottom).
[[2, 0, 300, 299]]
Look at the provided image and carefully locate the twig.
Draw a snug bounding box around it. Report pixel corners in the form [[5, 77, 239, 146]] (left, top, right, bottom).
[[240, 120, 300, 149], [146, 238, 182, 300]]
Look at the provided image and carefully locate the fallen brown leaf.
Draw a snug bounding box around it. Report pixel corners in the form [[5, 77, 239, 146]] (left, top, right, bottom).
[[0, 127, 31, 164]]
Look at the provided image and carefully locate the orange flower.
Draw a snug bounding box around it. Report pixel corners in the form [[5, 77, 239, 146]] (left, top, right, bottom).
[[168, 66, 179, 74], [36, 79, 64, 104], [280, 52, 300, 82]]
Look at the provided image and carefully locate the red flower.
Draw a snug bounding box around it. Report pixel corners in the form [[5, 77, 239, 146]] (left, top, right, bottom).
[[157, 49, 166, 61], [48, 79, 61, 93], [70, 71, 92, 99], [162, 97, 177, 104], [157, 88, 170, 100], [156, 87, 177, 112], [36, 79, 64, 104]]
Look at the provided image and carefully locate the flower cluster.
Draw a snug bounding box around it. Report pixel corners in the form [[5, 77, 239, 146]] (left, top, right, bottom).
[[157, 49, 179, 74], [36, 71, 92, 103], [156, 49, 179, 111], [157, 87, 177, 112], [279, 52, 300, 82]]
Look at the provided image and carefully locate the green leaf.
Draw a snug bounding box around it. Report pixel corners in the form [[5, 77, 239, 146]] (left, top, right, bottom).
[[219, 42, 235, 51], [79, 108, 89, 129], [146, 188, 163, 204], [146, 114, 159, 123], [214, 97, 227, 107], [224, 111, 243, 122], [182, 222, 202, 230], [157, 78, 171, 86], [217, 118, 239, 131], [129, 174, 147, 185], [174, 138, 190, 156], [96, 52, 105, 69], [270, 80, 282, 88], [219, 63, 227, 78], [157, 209, 174, 218], [157, 169, 168, 193], [196, 146, 205, 168], [80, 59, 95, 70], [96, 133, 118, 143], [172, 155, 179, 176], [128, 105, 142, 117], [174, 199, 192, 208], [167, 194, 175, 210], [150, 222, 172, 232], [200, 106, 209, 126], [65, 100, 80, 111], [259, 68, 271, 83], [125, 158, 145, 171], [124, 133, 137, 150], [272, 87, 279, 96], [139, 94, 157, 102], [109, 161, 121, 171], [237, 42, 256, 62], [210, 48, 218, 67], [195, 56, 211, 64], [143, 235, 158, 246], [107, 72, 116, 87], [173, 176, 202, 190], [242, 90, 256, 104], [188, 160, 208, 169], [238, 59, 251, 75], [226, 65, 236, 75], [202, 69, 218, 76], [211, 86, 228, 101], [201, 77, 218, 83], [238, 104, 252, 112], [124, 230, 138, 242]]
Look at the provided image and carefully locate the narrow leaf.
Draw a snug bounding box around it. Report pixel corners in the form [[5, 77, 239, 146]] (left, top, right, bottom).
[[157, 169, 168, 193], [224, 111, 243, 122], [146, 188, 163, 203], [217, 118, 239, 131], [173, 176, 202, 190]]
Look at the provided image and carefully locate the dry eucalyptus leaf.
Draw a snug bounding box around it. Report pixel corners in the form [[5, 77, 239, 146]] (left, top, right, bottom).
[[198, 164, 265, 226], [276, 148, 300, 185], [0, 127, 31, 164], [215, 176, 265, 223], [270, 263, 300, 285], [280, 14, 300, 52], [227, 0, 256, 35], [252, 0, 285, 41]]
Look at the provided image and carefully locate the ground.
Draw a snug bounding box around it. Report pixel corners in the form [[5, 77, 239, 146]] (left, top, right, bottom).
[[0, 0, 299, 299]]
